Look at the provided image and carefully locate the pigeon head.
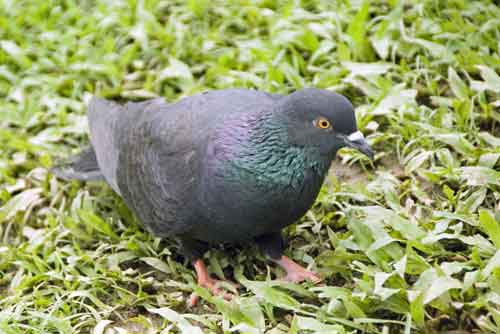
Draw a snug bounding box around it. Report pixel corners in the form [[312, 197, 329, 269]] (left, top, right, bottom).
[[279, 88, 373, 159]]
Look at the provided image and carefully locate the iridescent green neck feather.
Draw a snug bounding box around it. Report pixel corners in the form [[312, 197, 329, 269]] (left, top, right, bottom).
[[213, 111, 331, 191]]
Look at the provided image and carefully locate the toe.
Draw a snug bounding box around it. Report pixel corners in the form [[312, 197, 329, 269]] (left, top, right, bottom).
[[212, 279, 239, 300], [275, 255, 322, 284], [303, 271, 322, 283], [190, 278, 238, 306], [283, 270, 322, 284], [213, 280, 240, 292], [189, 292, 200, 307]]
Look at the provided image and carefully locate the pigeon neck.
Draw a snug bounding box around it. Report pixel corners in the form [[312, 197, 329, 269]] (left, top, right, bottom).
[[221, 111, 331, 188]]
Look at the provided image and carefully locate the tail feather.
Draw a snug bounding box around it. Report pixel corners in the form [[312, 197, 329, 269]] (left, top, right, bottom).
[[51, 146, 104, 181]]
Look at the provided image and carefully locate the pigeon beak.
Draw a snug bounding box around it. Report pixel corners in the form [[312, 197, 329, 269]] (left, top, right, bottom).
[[345, 131, 374, 160]]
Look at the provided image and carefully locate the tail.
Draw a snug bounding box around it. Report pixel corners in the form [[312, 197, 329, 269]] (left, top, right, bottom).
[[51, 146, 104, 181]]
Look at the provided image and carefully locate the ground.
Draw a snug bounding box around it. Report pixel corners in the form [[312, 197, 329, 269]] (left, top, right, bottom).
[[1, 1, 500, 333]]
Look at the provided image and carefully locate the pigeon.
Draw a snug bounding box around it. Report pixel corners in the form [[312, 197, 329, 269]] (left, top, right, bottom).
[[52, 88, 373, 304]]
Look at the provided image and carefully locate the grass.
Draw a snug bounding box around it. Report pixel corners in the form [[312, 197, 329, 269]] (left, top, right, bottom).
[[1, 0, 500, 333]]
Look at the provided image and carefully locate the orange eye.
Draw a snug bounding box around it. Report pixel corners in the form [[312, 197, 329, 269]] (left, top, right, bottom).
[[314, 117, 331, 129]]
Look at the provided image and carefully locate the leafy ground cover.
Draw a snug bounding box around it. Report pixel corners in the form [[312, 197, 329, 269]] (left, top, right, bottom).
[[1, 0, 500, 333]]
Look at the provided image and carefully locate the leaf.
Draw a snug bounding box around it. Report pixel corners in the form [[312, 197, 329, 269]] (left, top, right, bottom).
[[355, 206, 426, 241], [27, 311, 72, 333], [448, 67, 469, 99], [312, 286, 366, 318], [463, 270, 480, 292], [459, 167, 500, 186], [69, 63, 110, 74], [67, 290, 110, 310], [372, 84, 417, 115], [440, 262, 469, 276], [457, 188, 487, 214], [479, 132, 500, 147], [312, 286, 352, 300], [394, 255, 407, 278], [93, 320, 113, 334], [299, 29, 319, 52], [371, 34, 391, 60], [158, 58, 194, 82], [0, 40, 31, 68], [243, 280, 301, 311], [404, 36, 449, 58], [423, 276, 462, 304], [434, 133, 475, 156], [460, 235, 496, 256], [129, 24, 148, 50], [231, 297, 265, 333], [471, 65, 500, 93], [294, 316, 345, 334], [347, 1, 372, 60], [409, 292, 425, 327], [478, 153, 500, 168], [482, 250, 500, 278], [147, 307, 203, 334], [188, 0, 210, 17], [370, 5, 401, 59], [0, 188, 42, 221], [279, 61, 305, 88], [229, 70, 263, 87], [368, 236, 396, 252], [404, 150, 432, 173], [374, 272, 400, 300], [77, 209, 118, 239], [346, 212, 402, 268], [29, 127, 62, 146], [404, 313, 412, 334], [436, 148, 458, 169], [479, 210, 500, 249], [343, 62, 393, 79], [140, 257, 171, 274], [0, 65, 17, 83], [121, 89, 158, 99], [107, 251, 137, 269], [190, 283, 258, 330]]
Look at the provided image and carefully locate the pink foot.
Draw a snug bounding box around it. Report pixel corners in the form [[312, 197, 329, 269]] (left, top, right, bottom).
[[189, 259, 239, 306], [275, 255, 322, 284]]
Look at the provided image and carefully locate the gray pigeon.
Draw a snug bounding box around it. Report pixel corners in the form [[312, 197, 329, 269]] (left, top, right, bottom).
[[52, 88, 373, 304]]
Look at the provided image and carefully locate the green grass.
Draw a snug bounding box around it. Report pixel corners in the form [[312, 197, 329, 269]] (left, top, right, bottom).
[[1, 0, 500, 333]]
